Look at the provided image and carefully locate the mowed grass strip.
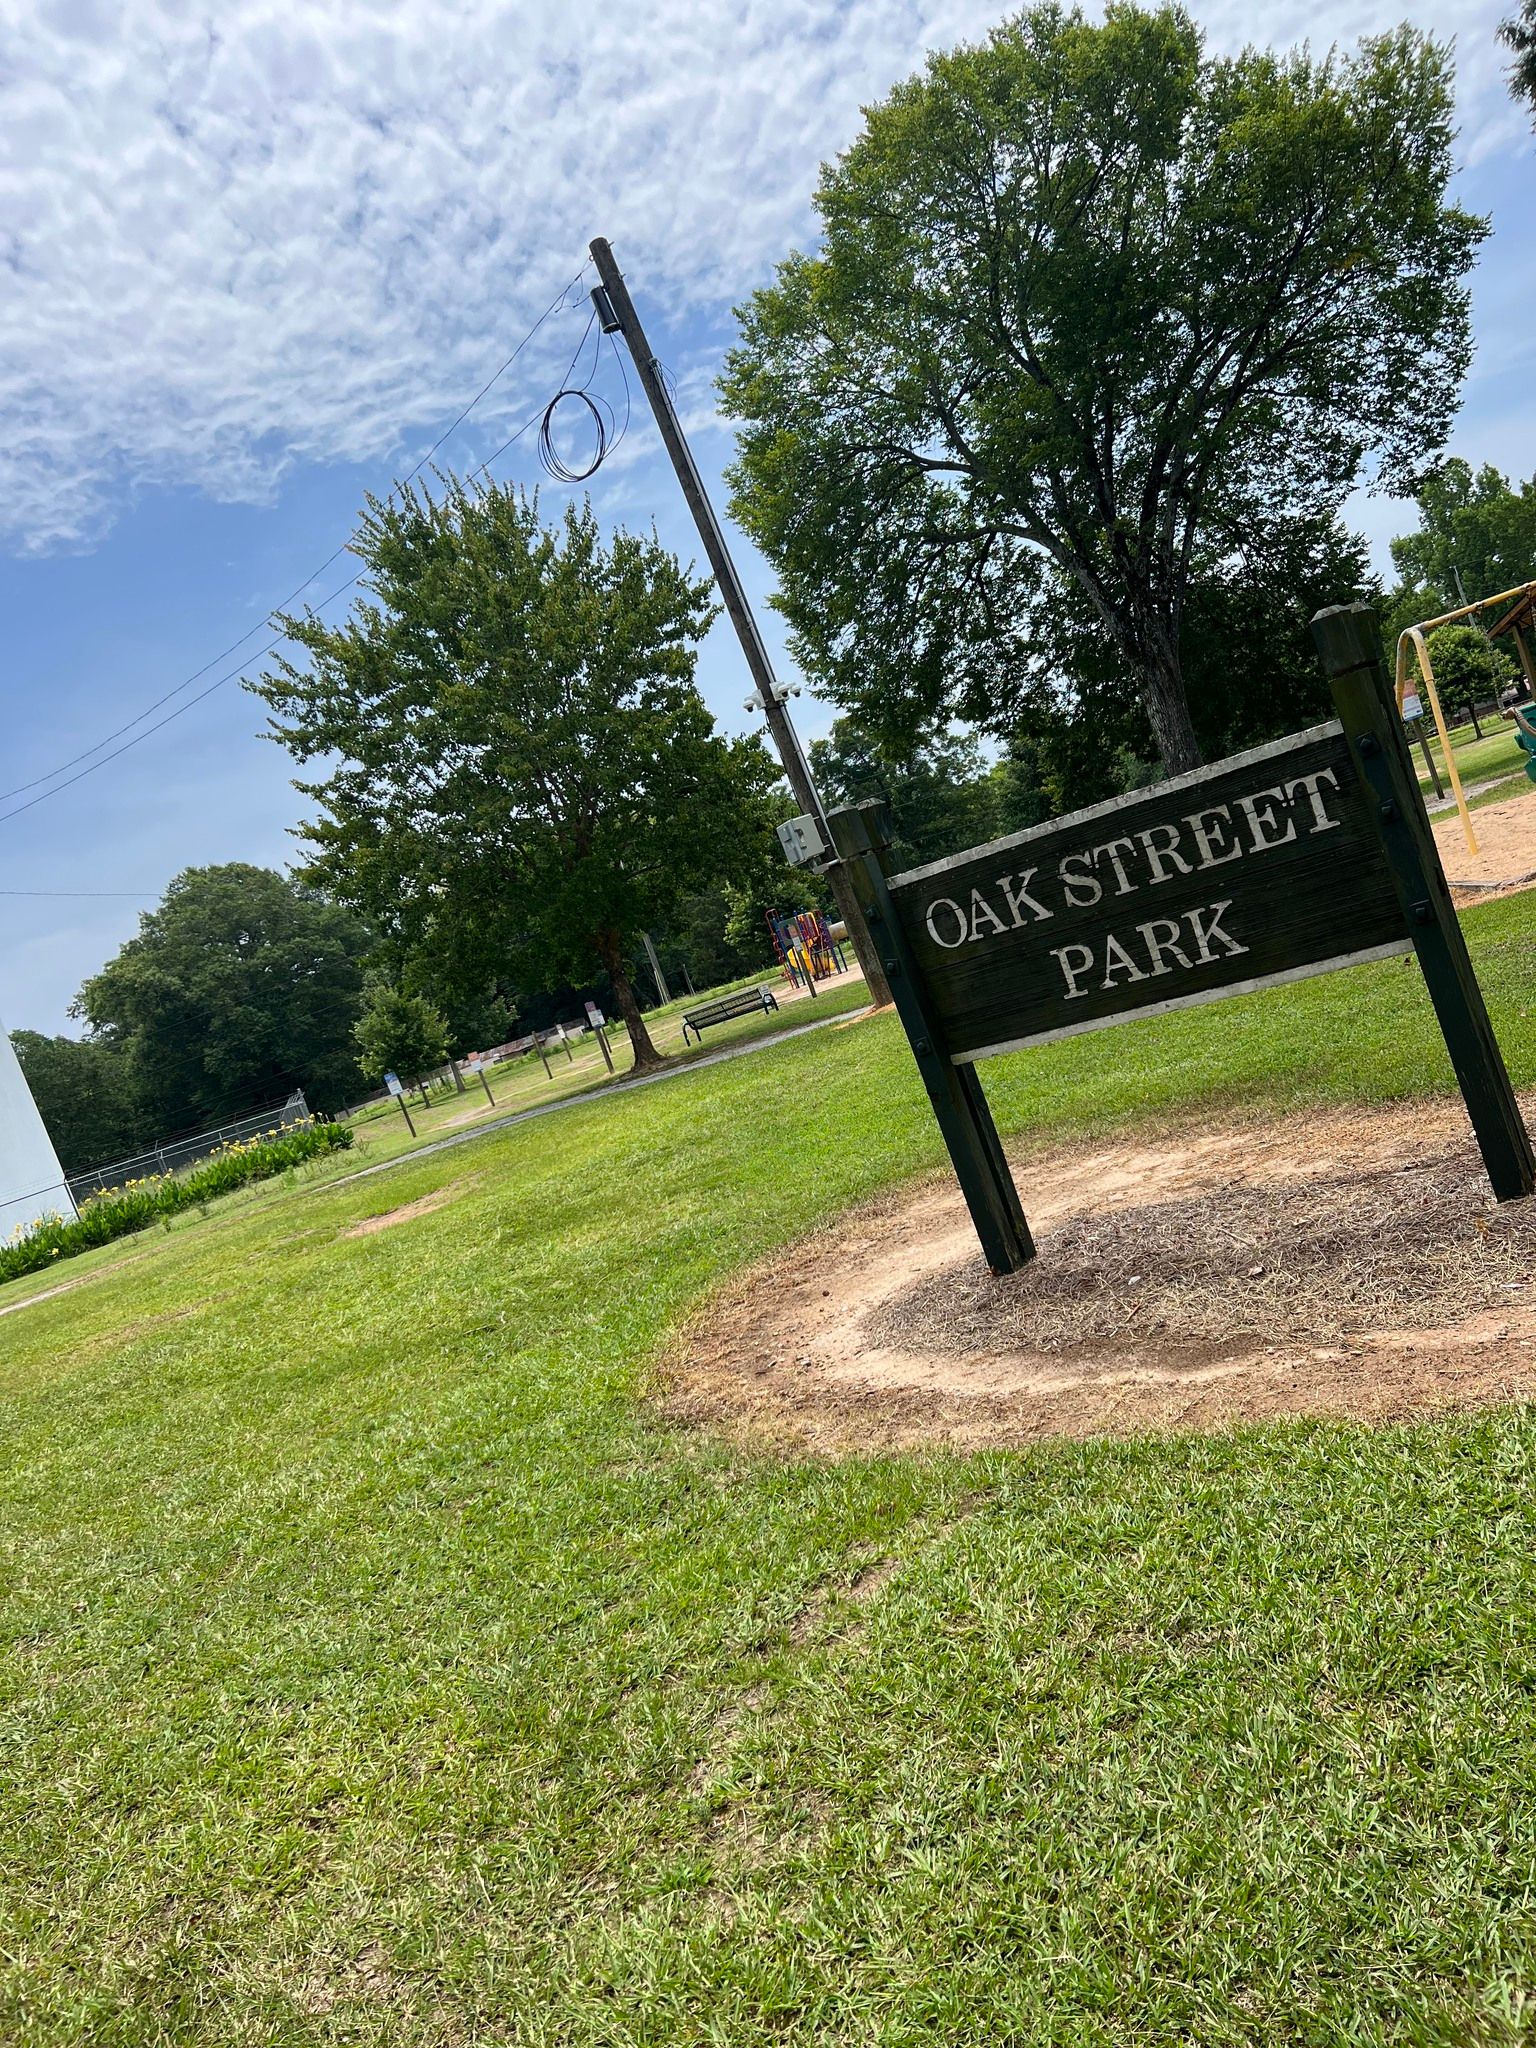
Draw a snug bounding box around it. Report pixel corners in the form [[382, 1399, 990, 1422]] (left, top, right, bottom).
[[334, 968, 873, 1175], [4, 892, 1536, 2044]]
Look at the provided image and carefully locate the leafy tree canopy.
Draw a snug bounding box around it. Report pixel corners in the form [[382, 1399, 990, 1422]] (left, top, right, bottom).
[[722, 4, 1482, 775], [1388, 459, 1536, 617], [995, 515, 1375, 802], [811, 723, 1005, 873], [251, 486, 779, 1072], [74, 865, 369, 1129], [805, 512, 1371, 829], [1503, 1, 1536, 117], [1421, 624, 1517, 708], [354, 983, 449, 1089], [9, 1031, 148, 1177]]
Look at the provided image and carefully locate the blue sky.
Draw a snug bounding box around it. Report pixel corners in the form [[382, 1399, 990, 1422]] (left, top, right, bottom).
[[2, 0, 1532, 1036]]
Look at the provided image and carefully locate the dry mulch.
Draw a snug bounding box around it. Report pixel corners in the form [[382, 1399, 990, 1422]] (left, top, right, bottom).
[[1435, 784, 1536, 889], [872, 1156, 1529, 1357]]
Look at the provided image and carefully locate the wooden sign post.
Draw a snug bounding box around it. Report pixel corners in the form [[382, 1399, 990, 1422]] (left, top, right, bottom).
[[465, 1058, 496, 1109], [826, 604, 1532, 1274], [1312, 604, 1533, 1199], [586, 1003, 615, 1073]]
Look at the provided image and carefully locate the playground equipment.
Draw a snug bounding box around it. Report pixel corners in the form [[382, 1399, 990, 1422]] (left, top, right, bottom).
[[766, 907, 847, 992], [1396, 578, 1536, 858], [1511, 702, 1536, 785]]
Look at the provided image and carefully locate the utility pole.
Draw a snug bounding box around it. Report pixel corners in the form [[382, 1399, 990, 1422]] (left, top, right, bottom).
[[588, 237, 891, 1009], [641, 930, 672, 1009]]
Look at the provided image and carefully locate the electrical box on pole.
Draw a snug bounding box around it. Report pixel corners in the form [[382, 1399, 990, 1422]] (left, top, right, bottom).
[[587, 237, 891, 1010]]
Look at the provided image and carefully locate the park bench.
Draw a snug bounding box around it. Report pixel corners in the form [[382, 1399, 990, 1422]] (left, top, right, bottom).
[[681, 986, 780, 1044]]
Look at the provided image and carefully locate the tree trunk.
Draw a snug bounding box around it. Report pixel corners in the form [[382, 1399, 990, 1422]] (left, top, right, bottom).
[[1058, 551, 1202, 780], [1137, 639, 1202, 778], [599, 935, 664, 1072]]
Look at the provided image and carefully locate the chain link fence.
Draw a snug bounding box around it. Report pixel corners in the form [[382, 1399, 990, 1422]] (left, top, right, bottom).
[[67, 1092, 312, 1204]]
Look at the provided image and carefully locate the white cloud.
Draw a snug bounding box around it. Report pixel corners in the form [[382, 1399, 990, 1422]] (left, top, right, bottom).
[[0, 0, 1524, 554]]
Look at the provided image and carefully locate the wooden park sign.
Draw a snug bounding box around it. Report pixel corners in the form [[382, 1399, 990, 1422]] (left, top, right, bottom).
[[821, 605, 1534, 1273]]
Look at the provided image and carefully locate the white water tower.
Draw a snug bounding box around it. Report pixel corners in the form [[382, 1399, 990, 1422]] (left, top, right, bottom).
[[0, 1015, 77, 1244]]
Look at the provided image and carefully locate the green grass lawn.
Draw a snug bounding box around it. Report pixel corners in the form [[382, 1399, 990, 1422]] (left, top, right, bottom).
[[7, 895, 1536, 2042], [334, 968, 872, 1176], [1416, 717, 1532, 801]]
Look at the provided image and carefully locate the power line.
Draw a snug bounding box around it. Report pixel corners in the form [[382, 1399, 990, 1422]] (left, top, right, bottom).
[[0, 538, 358, 808], [0, 263, 594, 814], [0, 565, 363, 831]]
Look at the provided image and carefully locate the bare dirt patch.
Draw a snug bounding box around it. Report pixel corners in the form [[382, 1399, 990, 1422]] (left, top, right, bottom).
[[341, 1182, 466, 1236], [667, 1098, 1536, 1454]]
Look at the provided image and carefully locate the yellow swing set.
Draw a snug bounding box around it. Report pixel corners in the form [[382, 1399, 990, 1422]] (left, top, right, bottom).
[[1394, 576, 1536, 858]]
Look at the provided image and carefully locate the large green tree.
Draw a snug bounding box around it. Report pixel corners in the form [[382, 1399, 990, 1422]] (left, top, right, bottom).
[[8, 1031, 147, 1176], [986, 514, 1376, 811], [252, 486, 778, 1073], [722, 5, 1482, 775], [1421, 625, 1517, 710], [353, 982, 450, 1092], [1388, 460, 1536, 616], [74, 866, 370, 1129]]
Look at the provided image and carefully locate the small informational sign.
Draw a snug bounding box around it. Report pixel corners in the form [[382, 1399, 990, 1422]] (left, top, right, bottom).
[[888, 723, 1408, 1062], [1402, 691, 1425, 721], [584, 1001, 606, 1028], [384, 1071, 404, 1097]]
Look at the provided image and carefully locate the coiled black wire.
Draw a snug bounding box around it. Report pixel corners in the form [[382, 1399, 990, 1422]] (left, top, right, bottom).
[[537, 388, 614, 482], [536, 311, 631, 483]]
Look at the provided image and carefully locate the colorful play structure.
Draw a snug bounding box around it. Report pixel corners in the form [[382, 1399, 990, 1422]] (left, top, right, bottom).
[[766, 907, 847, 991], [1396, 577, 1536, 858]]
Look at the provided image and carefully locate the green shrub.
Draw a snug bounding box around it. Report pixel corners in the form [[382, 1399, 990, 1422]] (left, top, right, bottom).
[[0, 1123, 354, 1286]]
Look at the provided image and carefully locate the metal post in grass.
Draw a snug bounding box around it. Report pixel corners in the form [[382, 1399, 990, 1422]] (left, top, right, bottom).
[[1312, 601, 1535, 1202], [383, 1071, 416, 1138]]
